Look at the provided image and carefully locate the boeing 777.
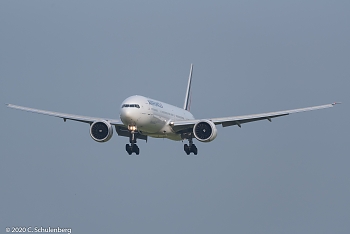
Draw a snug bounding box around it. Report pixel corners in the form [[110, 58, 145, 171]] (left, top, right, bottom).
[[7, 65, 339, 155]]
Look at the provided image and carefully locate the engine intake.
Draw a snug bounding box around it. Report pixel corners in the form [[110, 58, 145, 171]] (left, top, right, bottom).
[[90, 120, 113, 142], [193, 120, 217, 142]]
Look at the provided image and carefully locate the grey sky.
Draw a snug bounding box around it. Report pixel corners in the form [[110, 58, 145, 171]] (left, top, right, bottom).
[[1, 1, 349, 233]]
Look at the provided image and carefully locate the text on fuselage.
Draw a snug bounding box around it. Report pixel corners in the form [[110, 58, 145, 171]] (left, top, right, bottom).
[[148, 100, 163, 108]]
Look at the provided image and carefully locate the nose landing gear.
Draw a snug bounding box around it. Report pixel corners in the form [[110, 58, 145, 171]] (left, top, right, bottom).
[[125, 129, 140, 155], [126, 143, 139, 155]]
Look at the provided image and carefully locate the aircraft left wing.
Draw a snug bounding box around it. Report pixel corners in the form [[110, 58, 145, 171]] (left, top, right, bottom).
[[171, 103, 339, 132], [6, 104, 123, 126]]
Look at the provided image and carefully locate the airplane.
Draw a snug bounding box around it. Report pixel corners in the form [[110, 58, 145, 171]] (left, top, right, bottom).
[[6, 64, 339, 155]]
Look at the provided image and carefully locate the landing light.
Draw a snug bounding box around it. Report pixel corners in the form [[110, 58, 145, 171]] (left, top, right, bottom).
[[128, 125, 137, 131]]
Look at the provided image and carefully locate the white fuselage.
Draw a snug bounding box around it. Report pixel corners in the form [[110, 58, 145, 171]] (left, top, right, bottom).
[[119, 95, 194, 140]]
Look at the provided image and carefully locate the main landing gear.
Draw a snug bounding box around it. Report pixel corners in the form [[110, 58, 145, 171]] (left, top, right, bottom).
[[126, 130, 140, 155], [184, 138, 198, 155]]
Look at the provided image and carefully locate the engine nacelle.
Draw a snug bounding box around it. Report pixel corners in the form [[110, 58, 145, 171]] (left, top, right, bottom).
[[193, 120, 217, 142], [90, 120, 113, 142]]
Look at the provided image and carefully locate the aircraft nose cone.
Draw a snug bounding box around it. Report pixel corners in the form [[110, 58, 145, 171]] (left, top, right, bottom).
[[120, 108, 135, 125]]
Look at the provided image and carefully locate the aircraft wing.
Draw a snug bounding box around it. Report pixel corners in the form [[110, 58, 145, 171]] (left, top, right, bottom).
[[171, 103, 339, 132], [6, 104, 123, 126]]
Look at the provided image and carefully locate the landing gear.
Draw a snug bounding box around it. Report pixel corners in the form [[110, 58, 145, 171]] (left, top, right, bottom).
[[125, 130, 140, 155], [184, 144, 197, 155], [184, 144, 189, 155], [126, 143, 139, 155], [184, 138, 198, 155]]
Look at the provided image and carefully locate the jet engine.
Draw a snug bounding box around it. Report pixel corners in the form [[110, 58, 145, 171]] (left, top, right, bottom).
[[90, 120, 113, 142], [193, 120, 217, 142]]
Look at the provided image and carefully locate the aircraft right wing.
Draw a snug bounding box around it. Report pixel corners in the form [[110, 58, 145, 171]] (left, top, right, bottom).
[[6, 104, 122, 125], [6, 104, 148, 141], [171, 102, 339, 132]]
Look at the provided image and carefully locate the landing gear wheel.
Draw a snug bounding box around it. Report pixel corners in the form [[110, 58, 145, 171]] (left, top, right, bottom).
[[184, 144, 190, 155], [133, 144, 140, 155], [191, 144, 198, 155], [126, 144, 140, 155], [183, 143, 198, 155], [125, 144, 132, 155]]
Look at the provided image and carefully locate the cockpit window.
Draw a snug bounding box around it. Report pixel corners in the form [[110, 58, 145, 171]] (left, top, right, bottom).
[[122, 104, 140, 108]]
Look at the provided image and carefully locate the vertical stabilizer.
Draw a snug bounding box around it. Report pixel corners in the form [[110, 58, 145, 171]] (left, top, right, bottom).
[[183, 64, 193, 111]]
